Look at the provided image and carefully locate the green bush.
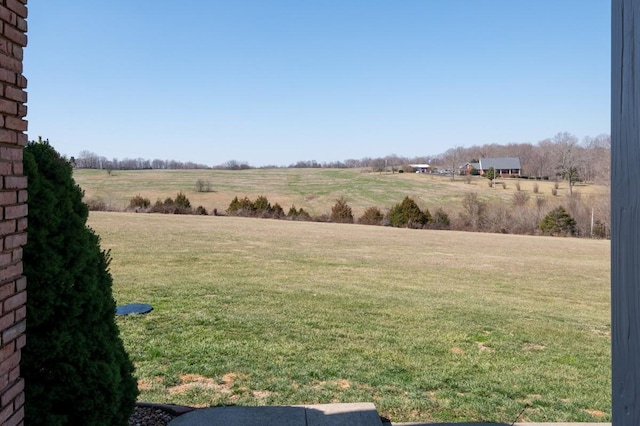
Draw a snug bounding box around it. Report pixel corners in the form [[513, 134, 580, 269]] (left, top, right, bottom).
[[540, 206, 577, 236], [330, 197, 354, 223], [23, 140, 137, 425], [272, 202, 285, 218], [358, 206, 384, 225], [253, 195, 271, 212], [129, 194, 151, 209], [287, 205, 299, 217], [175, 191, 191, 209], [287, 206, 311, 221], [485, 167, 495, 181], [388, 196, 429, 229], [227, 196, 254, 215]]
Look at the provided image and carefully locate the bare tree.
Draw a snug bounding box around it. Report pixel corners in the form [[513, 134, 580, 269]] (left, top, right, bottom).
[[443, 146, 465, 181], [552, 132, 580, 196]]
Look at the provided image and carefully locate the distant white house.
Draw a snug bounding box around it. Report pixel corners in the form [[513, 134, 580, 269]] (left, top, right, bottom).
[[409, 164, 430, 173]]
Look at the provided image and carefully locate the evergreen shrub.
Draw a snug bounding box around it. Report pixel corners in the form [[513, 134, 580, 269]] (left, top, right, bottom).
[[388, 196, 430, 229], [330, 197, 354, 223], [358, 206, 383, 225], [540, 206, 577, 236], [23, 140, 138, 426]]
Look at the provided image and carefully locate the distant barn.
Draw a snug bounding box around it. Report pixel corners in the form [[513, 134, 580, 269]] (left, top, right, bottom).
[[409, 163, 431, 173]]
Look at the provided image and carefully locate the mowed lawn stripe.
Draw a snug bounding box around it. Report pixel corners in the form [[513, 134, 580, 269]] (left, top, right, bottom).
[[88, 212, 610, 423]]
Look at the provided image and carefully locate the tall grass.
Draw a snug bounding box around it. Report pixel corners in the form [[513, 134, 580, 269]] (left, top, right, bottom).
[[89, 212, 611, 423]]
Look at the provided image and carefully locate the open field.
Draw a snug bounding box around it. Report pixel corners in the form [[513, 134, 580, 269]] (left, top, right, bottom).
[[73, 168, 609, 218], [89, 211, 611, 423]]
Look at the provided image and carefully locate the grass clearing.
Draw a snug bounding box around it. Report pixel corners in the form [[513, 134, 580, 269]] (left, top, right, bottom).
[[89, 211, 611, 423], [74, 168, 607, 218]]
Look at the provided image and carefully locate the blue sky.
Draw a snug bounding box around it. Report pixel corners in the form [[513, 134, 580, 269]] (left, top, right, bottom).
[[25, 1, 610, 167]]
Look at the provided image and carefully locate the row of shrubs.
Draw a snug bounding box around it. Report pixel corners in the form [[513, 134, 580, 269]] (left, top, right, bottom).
[[225, 195, 453, 229], [99, 191, 599, 238], [128, 192, 208, 215]]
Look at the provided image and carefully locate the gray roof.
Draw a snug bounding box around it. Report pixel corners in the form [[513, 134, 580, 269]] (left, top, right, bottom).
[[478, 157, 521, 170]]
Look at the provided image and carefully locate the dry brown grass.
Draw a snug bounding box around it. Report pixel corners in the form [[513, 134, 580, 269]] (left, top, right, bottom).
[[74, 168, 609, 219]]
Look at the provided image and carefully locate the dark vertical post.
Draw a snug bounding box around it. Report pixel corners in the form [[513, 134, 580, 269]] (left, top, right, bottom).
[[612, 1, 640, 425]]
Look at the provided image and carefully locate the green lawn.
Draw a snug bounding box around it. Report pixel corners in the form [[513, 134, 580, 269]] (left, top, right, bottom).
[[88, 211, 611, 423]]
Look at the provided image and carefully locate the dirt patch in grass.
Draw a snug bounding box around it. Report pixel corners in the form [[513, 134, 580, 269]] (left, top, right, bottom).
[[169, 374, 222, 395], [336, 379, 351, 390], [522, 343, 546, 351], [169, 372, 248, 396], [251, 390, 273, 400], [137, 379, 153, 391], [476, 342, 493, 352], [584, 408, 607, 418], [450, 346, 465, 354]]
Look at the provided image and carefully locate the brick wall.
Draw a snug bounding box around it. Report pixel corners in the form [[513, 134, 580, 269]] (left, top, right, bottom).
[[0, 0, 27, 425]]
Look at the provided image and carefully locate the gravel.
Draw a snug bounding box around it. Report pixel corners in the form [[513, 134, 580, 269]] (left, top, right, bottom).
[[128, 405, 178, 426]]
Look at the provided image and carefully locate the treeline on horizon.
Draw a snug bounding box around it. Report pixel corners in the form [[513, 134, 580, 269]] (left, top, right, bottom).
[[71, 131, 611, 184]]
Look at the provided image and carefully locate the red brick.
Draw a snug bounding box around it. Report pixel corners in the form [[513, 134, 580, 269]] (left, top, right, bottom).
[[4, 86, 24, 103], [3, 176, 25, 190], [0, 351, 19, 375], [0, 163, 10, 175], [0, 378, 22, 407], [0, 191, 16, 205], [7, 365, 18, 383], [0, 313, 12, 333], [0, 39, 10, 57], [0, 372, 7, 393], [0, 6, 16, 26], [4, 117, 25, 132], [11, 45, 22, 62], [16, 103, 25, 116], [13, 278, 23, 293], [5, 405, 23, 426], [3, 233, 25, 250], [0, 395, 13, 424], [2, 319, 24, 343], [10, 247, 20, 262], [0, 221, 15, 235], [0, 147, 20, 161], [15, 218, 24, 233], [0, 52, 21, 73], [3, 290, 22, 312], [15, 16, 25, 33], [0, 341, 13, 363], [13, 389, 22, 409], [3, 204, 25, 219], [15, 75, 25, 89], [0, 263, 21, 285], [16, 190, 24, 203], [11, 161, 21, 177], [0, 69, 12, 84], [0, 283, 14, 301], [0, 129, 17, 144], [14, 334, 23, 350], [0, 99, 16, 115], [15, 133, 25, 146], [0, 253, 11, 267], [5, 1, 26, 19], [2, 290, 22, 312], [13, 306, 23, 321]]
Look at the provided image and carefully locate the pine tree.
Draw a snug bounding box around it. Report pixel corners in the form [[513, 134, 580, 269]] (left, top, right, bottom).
[[22, 140, 138, 425], [540, 206, 577, 236]]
